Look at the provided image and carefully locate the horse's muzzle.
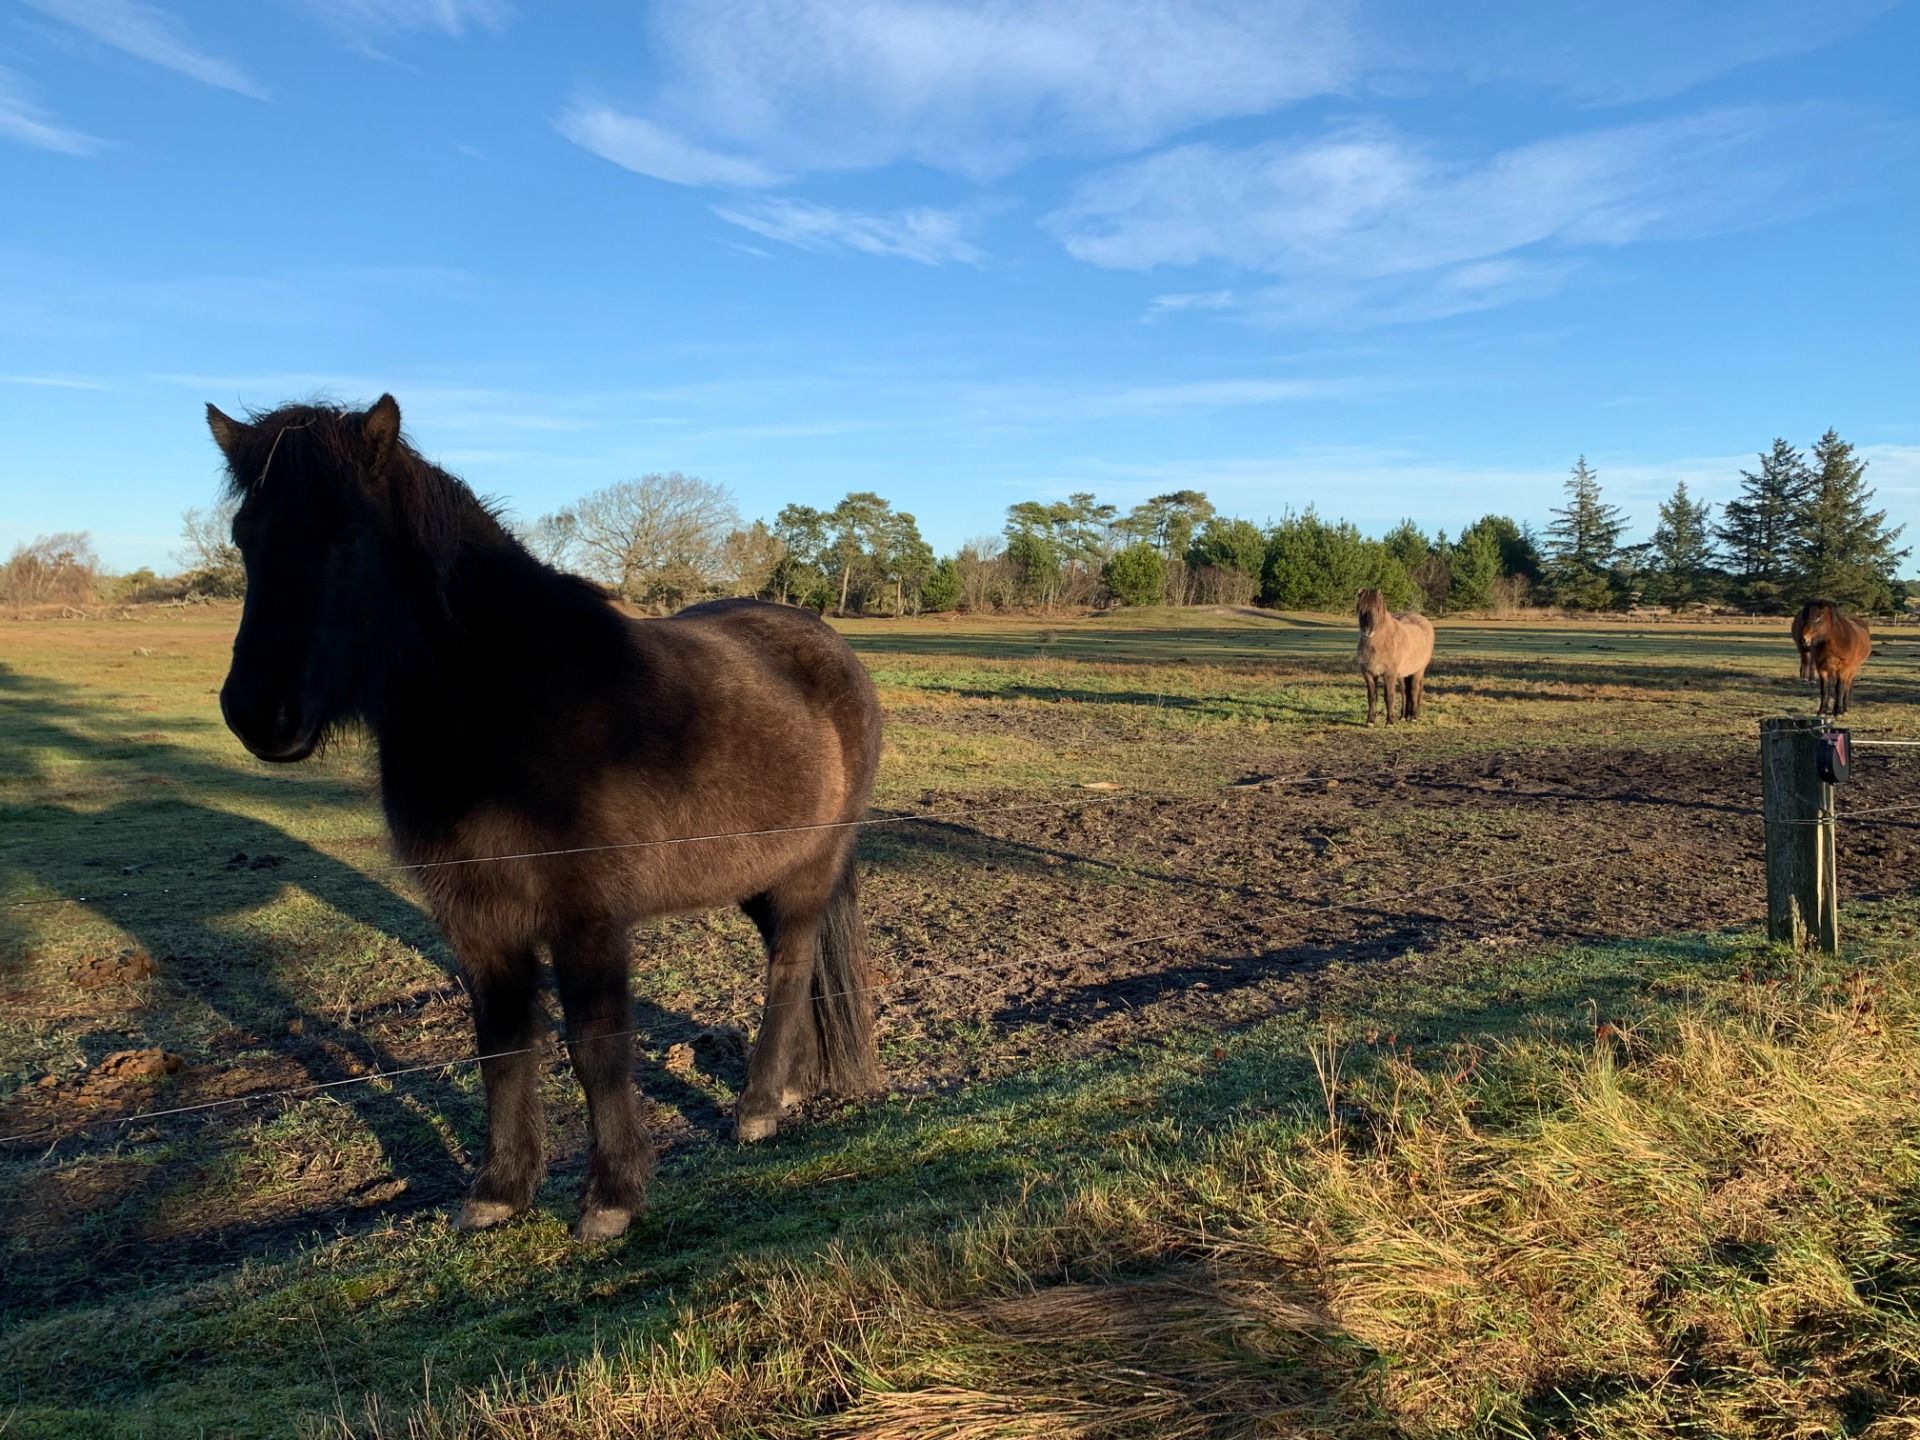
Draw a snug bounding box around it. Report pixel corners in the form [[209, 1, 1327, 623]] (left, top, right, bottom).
[[220, 683, 317, 763]]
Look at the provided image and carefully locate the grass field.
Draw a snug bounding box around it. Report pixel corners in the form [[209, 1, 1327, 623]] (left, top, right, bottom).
[[4, 603, 1920, 1437]]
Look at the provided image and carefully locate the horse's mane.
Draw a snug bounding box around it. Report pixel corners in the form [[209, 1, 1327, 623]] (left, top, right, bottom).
[[221, 400, 513, 571]]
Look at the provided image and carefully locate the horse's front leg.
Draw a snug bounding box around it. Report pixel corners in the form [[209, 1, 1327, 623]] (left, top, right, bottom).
[[1817, 673, 1829, 716], [1364, 673, 1378, 726], [553, 920, 655, 1242], [456, 943, 546, 1231], [1382, 672, 1397, 725]]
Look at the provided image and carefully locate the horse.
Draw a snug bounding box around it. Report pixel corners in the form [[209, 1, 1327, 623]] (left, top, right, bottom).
[[1792, 599, 1871, 716], [1355, 587, 1435, 726], [206, 394, 885, 1242]]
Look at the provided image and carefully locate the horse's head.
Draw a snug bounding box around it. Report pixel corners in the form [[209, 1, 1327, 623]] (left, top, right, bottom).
[[1794, 599, 1835, 680], [206, 394, 449, 762], [1356, 587, 1386, 634]]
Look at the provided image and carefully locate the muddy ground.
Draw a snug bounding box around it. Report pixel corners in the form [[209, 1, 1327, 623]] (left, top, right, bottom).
[[6, 736, 1916, 1310]]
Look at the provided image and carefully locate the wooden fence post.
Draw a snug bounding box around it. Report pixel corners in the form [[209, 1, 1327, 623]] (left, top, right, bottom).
[[1761, 717, 1839, 953]]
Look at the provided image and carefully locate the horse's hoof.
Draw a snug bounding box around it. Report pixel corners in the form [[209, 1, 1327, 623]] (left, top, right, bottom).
[[573, 1206, 633, 1243], [735, 1109, 779, 1144], [456, 1199, 525, 1232]]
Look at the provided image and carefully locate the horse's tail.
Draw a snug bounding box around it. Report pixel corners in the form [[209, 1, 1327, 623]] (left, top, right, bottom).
[[813, 856, 883, 1095]]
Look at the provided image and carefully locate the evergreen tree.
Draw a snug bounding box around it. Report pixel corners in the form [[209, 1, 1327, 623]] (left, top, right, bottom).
[[1460, 514, 1540, 584], [1545, 457, 1628, 609], [920, 557, 962, 612], [1448, 524, 1502, 610], [1124, 490, 1214, 558], [1382, 518, 1430, 576], [1102, 542, 1166, 606], [1647, 480, 1719, 607], [1791, 429, 1909, 613], [1716, 439, 1811, 613], [1186, 516, 1265, 577]]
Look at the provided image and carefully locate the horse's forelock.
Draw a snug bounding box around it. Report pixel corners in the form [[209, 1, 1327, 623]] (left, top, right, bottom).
[[221, 399, 499, 594]]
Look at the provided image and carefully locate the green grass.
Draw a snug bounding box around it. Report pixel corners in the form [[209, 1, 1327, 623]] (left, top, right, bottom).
[[3, 604, 1920, 1437]]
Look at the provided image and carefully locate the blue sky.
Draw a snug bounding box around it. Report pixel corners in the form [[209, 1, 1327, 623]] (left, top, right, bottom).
[[3, 0, 1917, 572]]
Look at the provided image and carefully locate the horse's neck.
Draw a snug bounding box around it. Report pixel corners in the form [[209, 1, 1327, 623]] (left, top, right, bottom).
[[373, 543, 624, 779]]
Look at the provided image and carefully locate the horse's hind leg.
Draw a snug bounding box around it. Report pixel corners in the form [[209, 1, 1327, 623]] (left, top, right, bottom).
[[737, 883, 827, 1144], [457, 943, 546, 1231], [553, 919, 655, 1241]]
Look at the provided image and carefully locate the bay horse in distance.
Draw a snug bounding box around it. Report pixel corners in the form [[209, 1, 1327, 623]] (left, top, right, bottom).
[[1355, 587, 1435, 725], [207, 394, 884, 1242], [1792, 599, 1871, 716]]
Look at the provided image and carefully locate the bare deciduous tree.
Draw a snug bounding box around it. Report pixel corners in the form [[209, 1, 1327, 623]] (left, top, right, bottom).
[[518, 509, 583, 573], [720, 520, 787, 598], [176, 499, 245, 597], [536, 473, 741, 612], [0, 531, 99, 606]]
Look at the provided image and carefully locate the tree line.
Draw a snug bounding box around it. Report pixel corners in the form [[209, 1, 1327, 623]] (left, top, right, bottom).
[[3, 429, 1905, 617]]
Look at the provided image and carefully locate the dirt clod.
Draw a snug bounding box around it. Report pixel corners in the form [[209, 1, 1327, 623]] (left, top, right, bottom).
[[93, 1049, 185, 1080], [71, 949, 155, 989]]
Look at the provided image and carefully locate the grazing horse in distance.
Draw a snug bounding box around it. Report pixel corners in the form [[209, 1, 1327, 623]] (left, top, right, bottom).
[[206, 394, 884, 1243], [1355, 587, 1435, 725], [1792, 599, 1872, 716]]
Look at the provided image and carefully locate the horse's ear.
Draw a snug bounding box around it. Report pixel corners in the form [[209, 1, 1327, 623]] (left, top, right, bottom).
[[363, 394, 402, 468], [206, 404, 247, 461]]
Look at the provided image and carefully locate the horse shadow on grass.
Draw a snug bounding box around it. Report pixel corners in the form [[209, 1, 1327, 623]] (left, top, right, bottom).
[[6, 921, 1754, 1434], [0, 663, 721, 1309]]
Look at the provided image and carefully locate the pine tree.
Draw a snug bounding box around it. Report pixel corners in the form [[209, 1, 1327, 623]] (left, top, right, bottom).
[[1647, 480, 1719, 607], [1448, 524, 1502, 610], [1791, 429, 1909, 613], [1546, 457, 1627, 609], [1716, 439, 1811, 613]]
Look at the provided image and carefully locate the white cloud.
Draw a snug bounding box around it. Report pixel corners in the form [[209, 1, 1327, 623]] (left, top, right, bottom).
[[562, 0, 1355, 185], [1142, 290, 1237, 322], [558, 102, 781, 188], [711, 198, 984, 265], [23, 0, 266, 98], [0, 66, 101, 154], [1, 372, 109, 388], [1047, 108, 1856, 324], [1371, 0, 1904, 107], [297, 0, 510, 37]]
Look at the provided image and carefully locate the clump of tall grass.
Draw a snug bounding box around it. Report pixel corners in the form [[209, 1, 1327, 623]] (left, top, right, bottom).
[[369, 957, 1920, 1440]]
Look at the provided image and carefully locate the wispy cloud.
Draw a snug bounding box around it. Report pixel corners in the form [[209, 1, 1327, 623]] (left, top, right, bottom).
[[1142, 290, 1236, 322], [1, 372, 109, 389], [558, 102, 781, 188], [23, 0, 266, 98], [1047, 107, 1879, 325], [0, 66, 101, 154], [560, 0, 1354, 186], [711, 198, 985, 265], [1373, 0, 1905, 107], [297, 0, 510, 38]]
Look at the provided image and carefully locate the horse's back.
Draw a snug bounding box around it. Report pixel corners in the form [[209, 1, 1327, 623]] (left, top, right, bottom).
[[1808, 604, 1872, 675], [1396, 610, 1436, 670], [645, 598, 882, 795], [1836, 611, 1873, 672]]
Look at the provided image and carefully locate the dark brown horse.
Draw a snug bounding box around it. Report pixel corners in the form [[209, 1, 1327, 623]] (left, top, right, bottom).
[[1792, 599, 1871, 716], [206, 394, 884, 1242]]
